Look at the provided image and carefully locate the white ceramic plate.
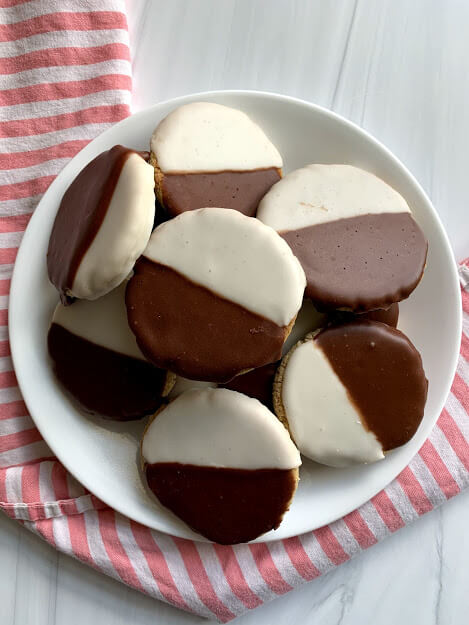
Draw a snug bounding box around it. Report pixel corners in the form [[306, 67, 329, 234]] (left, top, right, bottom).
[[9, 91, 462, 542]]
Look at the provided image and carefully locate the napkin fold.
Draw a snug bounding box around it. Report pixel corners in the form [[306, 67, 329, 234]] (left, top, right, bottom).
[[1, 1, 468, 622]]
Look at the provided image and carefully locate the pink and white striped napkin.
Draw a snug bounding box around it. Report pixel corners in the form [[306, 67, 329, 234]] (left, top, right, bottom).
[[1, 1, 468, 622]]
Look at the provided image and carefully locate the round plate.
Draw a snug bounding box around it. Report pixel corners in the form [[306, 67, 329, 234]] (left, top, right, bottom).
[[9, 91, 462, 542]]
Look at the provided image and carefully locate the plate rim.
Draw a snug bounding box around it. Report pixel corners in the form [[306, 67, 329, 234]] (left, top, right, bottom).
[[9, 89, 462, 542]]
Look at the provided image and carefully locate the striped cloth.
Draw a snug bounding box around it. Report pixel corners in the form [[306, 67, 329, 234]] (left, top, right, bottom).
[[1, 1, 469, 622]]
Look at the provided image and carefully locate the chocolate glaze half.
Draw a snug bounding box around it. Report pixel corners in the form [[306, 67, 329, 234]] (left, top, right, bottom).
[[160, 168, 281, 218], [221, 361, 279, 409], [315, 320, 428, 450], [126, 259, 287, 383], [333, 303, 399, 328], [145, 463, 297, 544], [48, 323, 168, 420], [281, 212, 427, 311], [359, 303, 399, 327], [47, 145, 142, 303]]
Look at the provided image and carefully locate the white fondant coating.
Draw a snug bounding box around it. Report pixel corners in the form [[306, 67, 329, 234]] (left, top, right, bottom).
[[168, 377, 216, 399], [52, 282, 145, 361], [142, 388, 301, 470], [282, 340, 384, 467], [150, 102, 283, 173], [71, 153, 155, 300], [144, 208, 306, 327], [257, 164, 411, 232]]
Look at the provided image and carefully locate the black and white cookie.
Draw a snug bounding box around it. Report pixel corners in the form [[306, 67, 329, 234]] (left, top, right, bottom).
[[126, 207, 306, 383], [48, 283, 174, 420], [274, 320, 428, 467], [257, 164, 428, 312], [150, 102, 283, 218], [141, 388, 301, 544], [47, 145, 155, 303]]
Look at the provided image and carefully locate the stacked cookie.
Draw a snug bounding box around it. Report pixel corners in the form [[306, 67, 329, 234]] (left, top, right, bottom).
[[46, 102, 428, 544]]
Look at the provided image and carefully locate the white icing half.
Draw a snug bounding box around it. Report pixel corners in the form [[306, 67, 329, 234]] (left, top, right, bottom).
[[52, 282, 145, 361], [257, 164, 411, 232], [151, 102, 283, 173], [142, 388, 301, 470], [144, 208, 306, 327], [282, 340, 384, 467], [72, 153, 155, 300], [168, 377, 216, 399]]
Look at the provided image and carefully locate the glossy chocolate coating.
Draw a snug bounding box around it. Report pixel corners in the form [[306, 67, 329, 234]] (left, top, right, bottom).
[[48, 323, 168, 420], [161, 168, 281, 217], [359, 303, 399, 327], [221, 362, 278, 409], [145, 463, 297, 544], [281, 212, 427, 311], [315, 320, 428, 450], [333, 303, 399, 328]]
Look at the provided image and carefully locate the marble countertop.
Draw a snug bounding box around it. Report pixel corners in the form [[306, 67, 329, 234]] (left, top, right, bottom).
[[2, 1, 469, 623]]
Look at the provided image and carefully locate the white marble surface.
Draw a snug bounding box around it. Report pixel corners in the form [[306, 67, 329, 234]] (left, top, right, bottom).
[[2, 1, 469, 623]]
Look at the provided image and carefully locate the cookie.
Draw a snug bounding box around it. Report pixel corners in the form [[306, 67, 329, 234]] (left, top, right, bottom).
[[48, 283, 174, 420], [141, 388, 301, 544], [274, 320, 427, 467], [126, 207, 306, 383], [47, 145, 155, 303], [333, 303, 399, 328], [150, 102, 282, 218], [257, 164, 428, 312]]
